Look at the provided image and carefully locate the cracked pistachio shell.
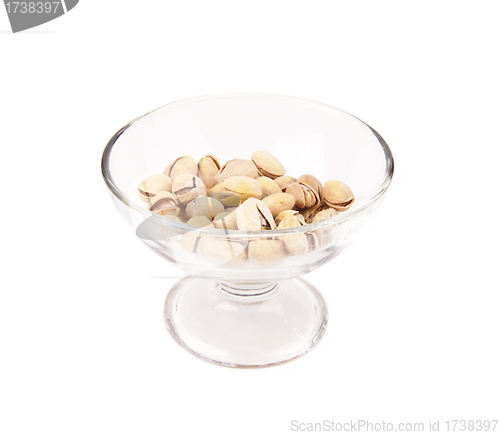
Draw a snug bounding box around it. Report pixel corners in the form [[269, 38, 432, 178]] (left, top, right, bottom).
[[163, 156, 198, 181], [261, 193, 296, 218], [208, 183, 242, 207], [213, 211, 239, 230], [178, 221, 215, 253], [186, 216, 213, 227], [257, 176, 282, 197], [147, 191, 180, 216], [313, 208, 339, 223], [236, 197, 276, 231], [216, 159, 258, 183], [185, 196, 224, 220], [222, 176, 262, 203], [171, 174, 206, 205], [251, 150, 286, 179], [198, 155, 220, 189], [274, 176, 297, 192], [137, 174, 172, 203], [248, 239, 287, 267], [322, 180, 355, 211], [298, 174, 322, 196], [275, 210, 306, 226], [286, 182, 319, 209], [277, 215, 308, 256], [197, 237, 247, 267], [301, 201, 327, 222]]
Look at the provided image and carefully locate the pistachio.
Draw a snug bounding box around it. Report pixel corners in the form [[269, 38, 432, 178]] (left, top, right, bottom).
[[275, 209, 306, 226], [277, 215, 308, 256], [297, 174, 322, 197], [322, 180, 355, 211], [197, 237, 247, 267], [274, 176, 297, 192], [198, 155, 220, 189], [185, 196, 224, 220], [300, 201, 327, 222], [257, 176, 282, 197], [217, 159, 258, 183], [251, 150, 286, 179], [286, 181, 319, 209], [164, 215, 182, 222], [179, 231, 200, 253], [208, 182, 242, 207], [186, 216, 213, 227], [313, 208, 339, 223], [137, 174, 172, 202], [236, 198, 276, 231], [248, 239, 287, 266], [213, 211, 239, 231], [261, 193, 296, 218], [222, 176, 262, 203], [147, 191, 180, 216], [163, 156, 198, 181], [171, 174, 206, 205]]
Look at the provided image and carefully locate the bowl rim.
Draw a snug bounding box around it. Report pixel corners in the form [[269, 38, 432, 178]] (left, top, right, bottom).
[[101, 92, 394, 237]]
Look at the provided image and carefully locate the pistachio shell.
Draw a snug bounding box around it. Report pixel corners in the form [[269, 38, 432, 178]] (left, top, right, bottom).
[[163, 156, 198, 181], [274, 176, 297, 192], [185, 196, 224, 220], [275, 210, 306, 226], [217, 159, 258, 183], [286, 182, 306, 209], [198, 155, 220, 189], [186, 216, 213, 227], [261, 193, 296, 218], [208, 183, 242, 207], [213, 211, 239, 230], [179, 231, 200, 253], [164, 215, 182, 222], [222, 176, 262, 202], [301, 202, 327, 222], [147, 191, 180, 216], [297, 174, 322, 196], [171, 174, 206, 205], [285, 181, 319, 209], [248, 239, 287, 266], [322, 180, 355, 211], [313, 208, 339, 223], [196, 237, 247, 267], [277, 215, 308, 256], [137, 174, 172, 202], [257, 176, 282, 197], [251, 150, 286, 179], [236, 197, 276, 231]]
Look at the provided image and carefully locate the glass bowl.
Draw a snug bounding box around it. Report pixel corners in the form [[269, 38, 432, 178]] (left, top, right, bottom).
[[101, 93, 394, 368]]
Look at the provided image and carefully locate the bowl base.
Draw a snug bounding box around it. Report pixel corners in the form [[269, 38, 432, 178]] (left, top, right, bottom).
[[163, 276, 328, 368]]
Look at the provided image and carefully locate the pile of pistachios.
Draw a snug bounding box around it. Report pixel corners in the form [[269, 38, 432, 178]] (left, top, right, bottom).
[[137, 151, 354, 233]]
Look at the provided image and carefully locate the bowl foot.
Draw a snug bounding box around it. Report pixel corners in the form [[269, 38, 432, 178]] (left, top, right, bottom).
[[163, 276, 328, 368]]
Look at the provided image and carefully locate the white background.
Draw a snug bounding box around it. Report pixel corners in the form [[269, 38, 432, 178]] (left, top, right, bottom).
[[1, 1, 499, 434]]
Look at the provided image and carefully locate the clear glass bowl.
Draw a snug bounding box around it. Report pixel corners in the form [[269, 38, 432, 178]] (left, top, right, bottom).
[[101, 93, 394, 368]]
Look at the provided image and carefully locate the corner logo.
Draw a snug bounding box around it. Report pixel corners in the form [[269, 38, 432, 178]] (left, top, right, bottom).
[[3, 0, 79, 33]]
